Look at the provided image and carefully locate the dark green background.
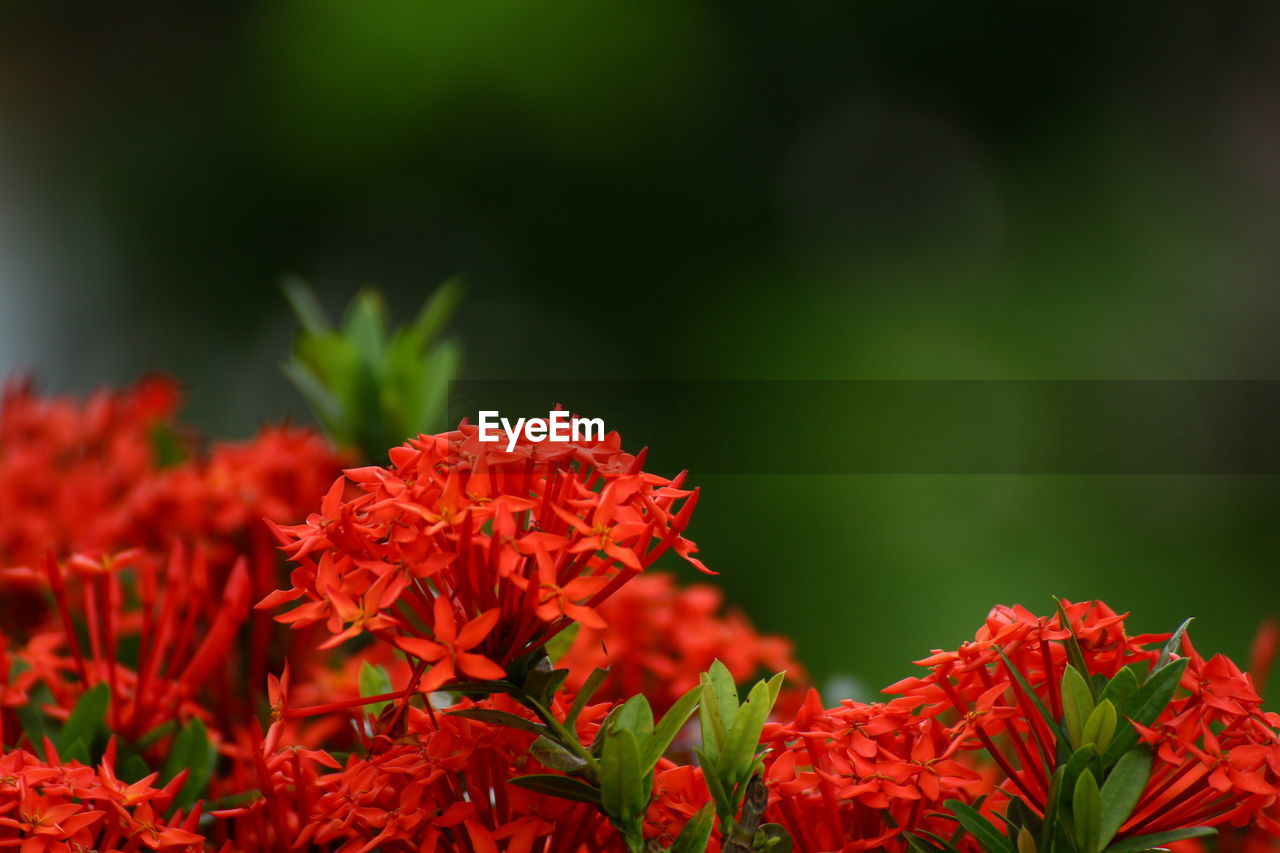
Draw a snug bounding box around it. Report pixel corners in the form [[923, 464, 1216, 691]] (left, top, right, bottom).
[[2, 2, 1278, 699]]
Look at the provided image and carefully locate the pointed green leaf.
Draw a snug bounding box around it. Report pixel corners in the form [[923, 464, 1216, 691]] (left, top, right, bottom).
[[1099, 668, 1140, 720], [1103, 827, 1216, 853], [508, 774, 602, 805], [446, 707, 548, 737], [641, 685, 700, 773], [601, 728, 648, 822], [1098, 747, 1152, 852], [614, 695, 655, 742], [1055, 597, 1096, 698], [1073, 770, 1101, 853], [1101, 658, 1188, 766], [163, 717, 216, 812], [1062, 665, 1095, 748], [567, 668, 611, 727], [282, 276, 332, 334], [1153, 618, 1193, 676], [358, 662, 393, 718], [531, 735, 589, 773], [725, 678, 778, 783], [946, 800, 1015, 853], [60, 683, 110, 757], [1082, 700, 1117, 754]]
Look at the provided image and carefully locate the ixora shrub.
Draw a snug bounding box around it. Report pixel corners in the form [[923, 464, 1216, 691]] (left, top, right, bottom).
[[1, 291, 1279, 852]]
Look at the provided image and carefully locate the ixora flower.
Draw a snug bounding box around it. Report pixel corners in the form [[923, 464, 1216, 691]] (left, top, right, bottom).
[[884, 600, 1280, 853], [259, 421, 709, 691], [759, 689, 985, 853], [0, 742, 206, 851]]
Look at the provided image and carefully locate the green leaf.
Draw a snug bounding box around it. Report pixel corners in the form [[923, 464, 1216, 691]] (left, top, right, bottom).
[[613, 695, 655, 743], [16, 682, 53, 759], [62, 738, 90, 764], [724, 678, 776, 783], [1101, 658, 1188, 766], [946, 800, 1015, 853], [162, 718, 216, 812], [1153, 618, 1193, 676], [670, 803, 716, 853], [567, 668, 610, 728], [1097, 747, 1152, 852], [530, 735, 589, 773], [1103, 827, 1216, 853], [524, 665, 570, 706], [120, 753, 153, 784], [133, 720, 177, 751], [700, 660, 738, 760], [282, 275, 332, 334], [601, 728, 648, 823], [1081, 699, 1117, 754], [1061, 665, 1095, 749], [1055, 597, 1096, 698], [358, 662, 394, 718], [905, 833, 948, 853], [1073, 770, 1101, 853], [641, 685, 700, 773], [344, 288, 389, 365], [508, 774, 603, 805], [1098, 668, 1140, 720], [446, 707, 548, 737], [60, 683, 110, 758], [404, 277, 464, 352]]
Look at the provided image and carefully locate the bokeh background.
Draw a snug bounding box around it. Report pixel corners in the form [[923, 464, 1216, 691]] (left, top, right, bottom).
[[3, 2, 1279, 700]]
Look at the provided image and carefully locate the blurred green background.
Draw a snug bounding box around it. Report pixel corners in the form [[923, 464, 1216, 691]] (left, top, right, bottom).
[[2, 2, 1278, 700]]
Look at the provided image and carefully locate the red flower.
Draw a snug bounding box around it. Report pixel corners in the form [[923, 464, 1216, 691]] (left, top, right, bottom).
[[886, 600, 1280, 841], [261, 421, 708, 694], [760, 689, 984, 852], [393, 598, 506, 691]]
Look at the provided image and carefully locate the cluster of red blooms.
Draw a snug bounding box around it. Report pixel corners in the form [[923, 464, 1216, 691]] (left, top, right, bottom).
[[884, 600, 1280, 844], [0, 743, 203, 852], [4, 378, 1280, 853], [0, 384, 810, 851], [759, 690, 986, 852], [260, 422, 711, 692]]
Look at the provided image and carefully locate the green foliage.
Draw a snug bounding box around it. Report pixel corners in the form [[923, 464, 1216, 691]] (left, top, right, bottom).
[[696, 661, 785, 844], [358, 661, 394, 718], [469, 653, 790, 853], [59, 683, 111, 764], [282, 277, 462, 461], [162, 717, 217, 813]]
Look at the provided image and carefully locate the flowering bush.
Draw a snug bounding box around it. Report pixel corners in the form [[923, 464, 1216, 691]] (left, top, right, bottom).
[[2, 290, 1278, 852]]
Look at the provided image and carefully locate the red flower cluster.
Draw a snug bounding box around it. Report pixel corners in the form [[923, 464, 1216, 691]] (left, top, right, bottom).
[[886, 600, 1280, 839], [0, 744, 203, 852], [558, 573, 805, 715], [760, 690, 985, 852], [5, 377, 1280, 853], [218, 694, 623, 852], [261, 423, 708, 692]]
